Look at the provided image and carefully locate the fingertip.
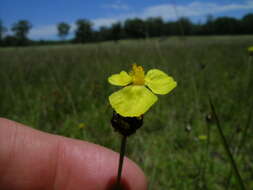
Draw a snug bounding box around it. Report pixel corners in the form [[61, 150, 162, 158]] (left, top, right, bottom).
[[59, 138, 148, 190], [103, 153, 148, 190], [0, 118, 148, 190]]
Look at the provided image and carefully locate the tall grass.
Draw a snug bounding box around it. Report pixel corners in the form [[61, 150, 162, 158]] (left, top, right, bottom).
[[1, 36, 253, 189]]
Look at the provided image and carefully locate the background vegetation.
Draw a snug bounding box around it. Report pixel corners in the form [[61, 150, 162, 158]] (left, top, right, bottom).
[[0, 13, 253, 46], [0, 35, 253, 189]]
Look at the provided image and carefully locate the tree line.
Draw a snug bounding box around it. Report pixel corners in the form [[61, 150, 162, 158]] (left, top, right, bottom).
[[0, 13, 253, 47]]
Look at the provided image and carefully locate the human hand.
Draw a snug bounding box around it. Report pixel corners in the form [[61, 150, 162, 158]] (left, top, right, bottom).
[[0, 118, 147, 190]]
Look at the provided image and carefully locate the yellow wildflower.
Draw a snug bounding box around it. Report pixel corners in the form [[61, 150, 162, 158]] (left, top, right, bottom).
[[78, 123, 86, 129], [248, 46, 253, 52], [198, 135, 207, 141], [248, 46, 253, 56], [108, 64, 177, 117]]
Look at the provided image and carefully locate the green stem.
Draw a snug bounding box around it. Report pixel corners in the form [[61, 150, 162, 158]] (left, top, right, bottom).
[[116, 135, 127, 189], [209, 96, 246, 190]]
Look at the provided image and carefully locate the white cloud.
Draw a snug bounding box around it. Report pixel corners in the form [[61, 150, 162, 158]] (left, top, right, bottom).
[[29, 1, 253, 39], [28, 18, 117, 39], [141, 1, 253, 20], [29, 25, 57, 39], [247, 0, 253, 6], [103, 0, 129, 10], [99, 1, 253, 23], [93, 18, 118, 28]]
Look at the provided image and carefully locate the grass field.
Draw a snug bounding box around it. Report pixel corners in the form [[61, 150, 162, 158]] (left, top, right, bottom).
[[1, 35, 253, 189]]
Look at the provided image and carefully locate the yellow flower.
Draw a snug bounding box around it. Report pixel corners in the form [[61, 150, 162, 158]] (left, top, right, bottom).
[[108, 64, 177, 117], [78, 123, 86, 129], [198, 135, 207, 141], [248, 46, 253, 52]]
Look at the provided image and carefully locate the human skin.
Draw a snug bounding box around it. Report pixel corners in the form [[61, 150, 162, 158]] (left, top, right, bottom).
[[0, 118, 147, 190]]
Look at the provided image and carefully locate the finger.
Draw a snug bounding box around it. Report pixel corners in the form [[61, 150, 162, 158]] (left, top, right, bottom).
[[0, 118, 147, 190]]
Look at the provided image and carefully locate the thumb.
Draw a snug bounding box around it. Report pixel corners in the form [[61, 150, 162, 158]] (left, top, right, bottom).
[[0, 118, 147, 190]]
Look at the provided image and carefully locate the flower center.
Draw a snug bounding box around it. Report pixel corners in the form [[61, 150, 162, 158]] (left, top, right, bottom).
[[131, 64, 145, 85]]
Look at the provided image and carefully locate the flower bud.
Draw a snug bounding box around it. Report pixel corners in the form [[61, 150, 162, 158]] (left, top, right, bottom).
[[111, 111, 143, 136]]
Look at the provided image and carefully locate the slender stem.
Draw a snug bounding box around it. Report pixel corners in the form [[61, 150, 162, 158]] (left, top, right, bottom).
[[209, 96, 246, 190], [116, 135, 127, 189], [226, 56, 253, 189]]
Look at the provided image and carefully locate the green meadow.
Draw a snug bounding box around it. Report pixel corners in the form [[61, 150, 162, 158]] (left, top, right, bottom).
[[1, 35, 253, 189]]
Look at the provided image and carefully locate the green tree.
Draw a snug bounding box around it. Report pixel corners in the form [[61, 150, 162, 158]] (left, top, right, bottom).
[[97, 26, 111, 41], [202, 14, 215, 35], [241, 13, 253, 34], [124, 18, 146, 39], [57, 22, 71, 40], [0, 20, 6, 40], [11, 20, 32, 45], [176, 17, 194, 35], [212, 17, 240, 35], [1, 35, 18, 46], [111, 22, 122, 42], [0, 20, 7, 43], [145, 17, 164, 37], [74, 19, 93, 43]]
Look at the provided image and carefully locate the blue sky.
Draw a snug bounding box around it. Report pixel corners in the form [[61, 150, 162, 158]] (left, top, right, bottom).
[[1, 0, 253, 39]]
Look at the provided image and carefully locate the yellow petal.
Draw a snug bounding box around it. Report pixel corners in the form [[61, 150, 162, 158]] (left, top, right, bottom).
[[108, 71, 132, 86], [145, 69, 177, 95], [109, 85, 158, 117]]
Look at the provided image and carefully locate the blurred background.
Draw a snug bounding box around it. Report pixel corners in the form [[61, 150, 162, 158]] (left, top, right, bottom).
[[1, 0, 253, 189]]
